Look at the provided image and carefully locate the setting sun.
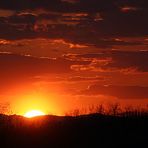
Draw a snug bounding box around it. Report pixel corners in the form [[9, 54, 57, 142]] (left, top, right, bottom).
[[24, 110, 45, 118]]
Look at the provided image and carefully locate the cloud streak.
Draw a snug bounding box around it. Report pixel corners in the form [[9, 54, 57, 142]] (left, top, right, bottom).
[[66, 50, 148, 73], [81, 85, 148, 99]]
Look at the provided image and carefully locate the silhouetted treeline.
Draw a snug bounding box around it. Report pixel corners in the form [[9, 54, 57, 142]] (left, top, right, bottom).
[[0, 111, 148, 148], [66, 103, 148, 117]]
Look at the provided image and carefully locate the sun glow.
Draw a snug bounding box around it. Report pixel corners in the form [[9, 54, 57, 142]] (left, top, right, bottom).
[[12, 92, 64, 116], [24, 110, 45, 118]]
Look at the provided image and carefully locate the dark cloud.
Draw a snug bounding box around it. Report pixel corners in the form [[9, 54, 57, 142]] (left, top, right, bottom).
[[0, 0, 147, 43], [0, 53, 90, 85], [81, 85, 148, 99], [68, 76, 105, 82], [103, 51, 148, 72], [0, 0, 147, 13], [65, 50, 148, 72], [0, 0, 75, 12], [8, 14, 36, 24]]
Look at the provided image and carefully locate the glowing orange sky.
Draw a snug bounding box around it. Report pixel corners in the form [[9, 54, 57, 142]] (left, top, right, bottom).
[[0, 0, 148, 115]]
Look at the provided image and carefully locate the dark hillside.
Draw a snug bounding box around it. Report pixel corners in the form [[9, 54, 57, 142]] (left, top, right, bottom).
[[0, 114, 148, 148]]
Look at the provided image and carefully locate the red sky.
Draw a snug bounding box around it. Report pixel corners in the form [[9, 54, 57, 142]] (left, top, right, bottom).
[[0, 0, 148, 115]]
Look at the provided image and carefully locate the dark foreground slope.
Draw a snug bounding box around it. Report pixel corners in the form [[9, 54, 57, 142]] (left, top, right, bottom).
[[0, 114, 148, 148]]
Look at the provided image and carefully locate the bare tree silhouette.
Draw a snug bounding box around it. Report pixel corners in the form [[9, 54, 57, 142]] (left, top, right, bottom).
[[0, 102, 13, 115]]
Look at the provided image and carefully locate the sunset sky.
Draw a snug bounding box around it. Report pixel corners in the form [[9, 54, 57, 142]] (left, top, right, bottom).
[[0, 0, 148, 115]]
